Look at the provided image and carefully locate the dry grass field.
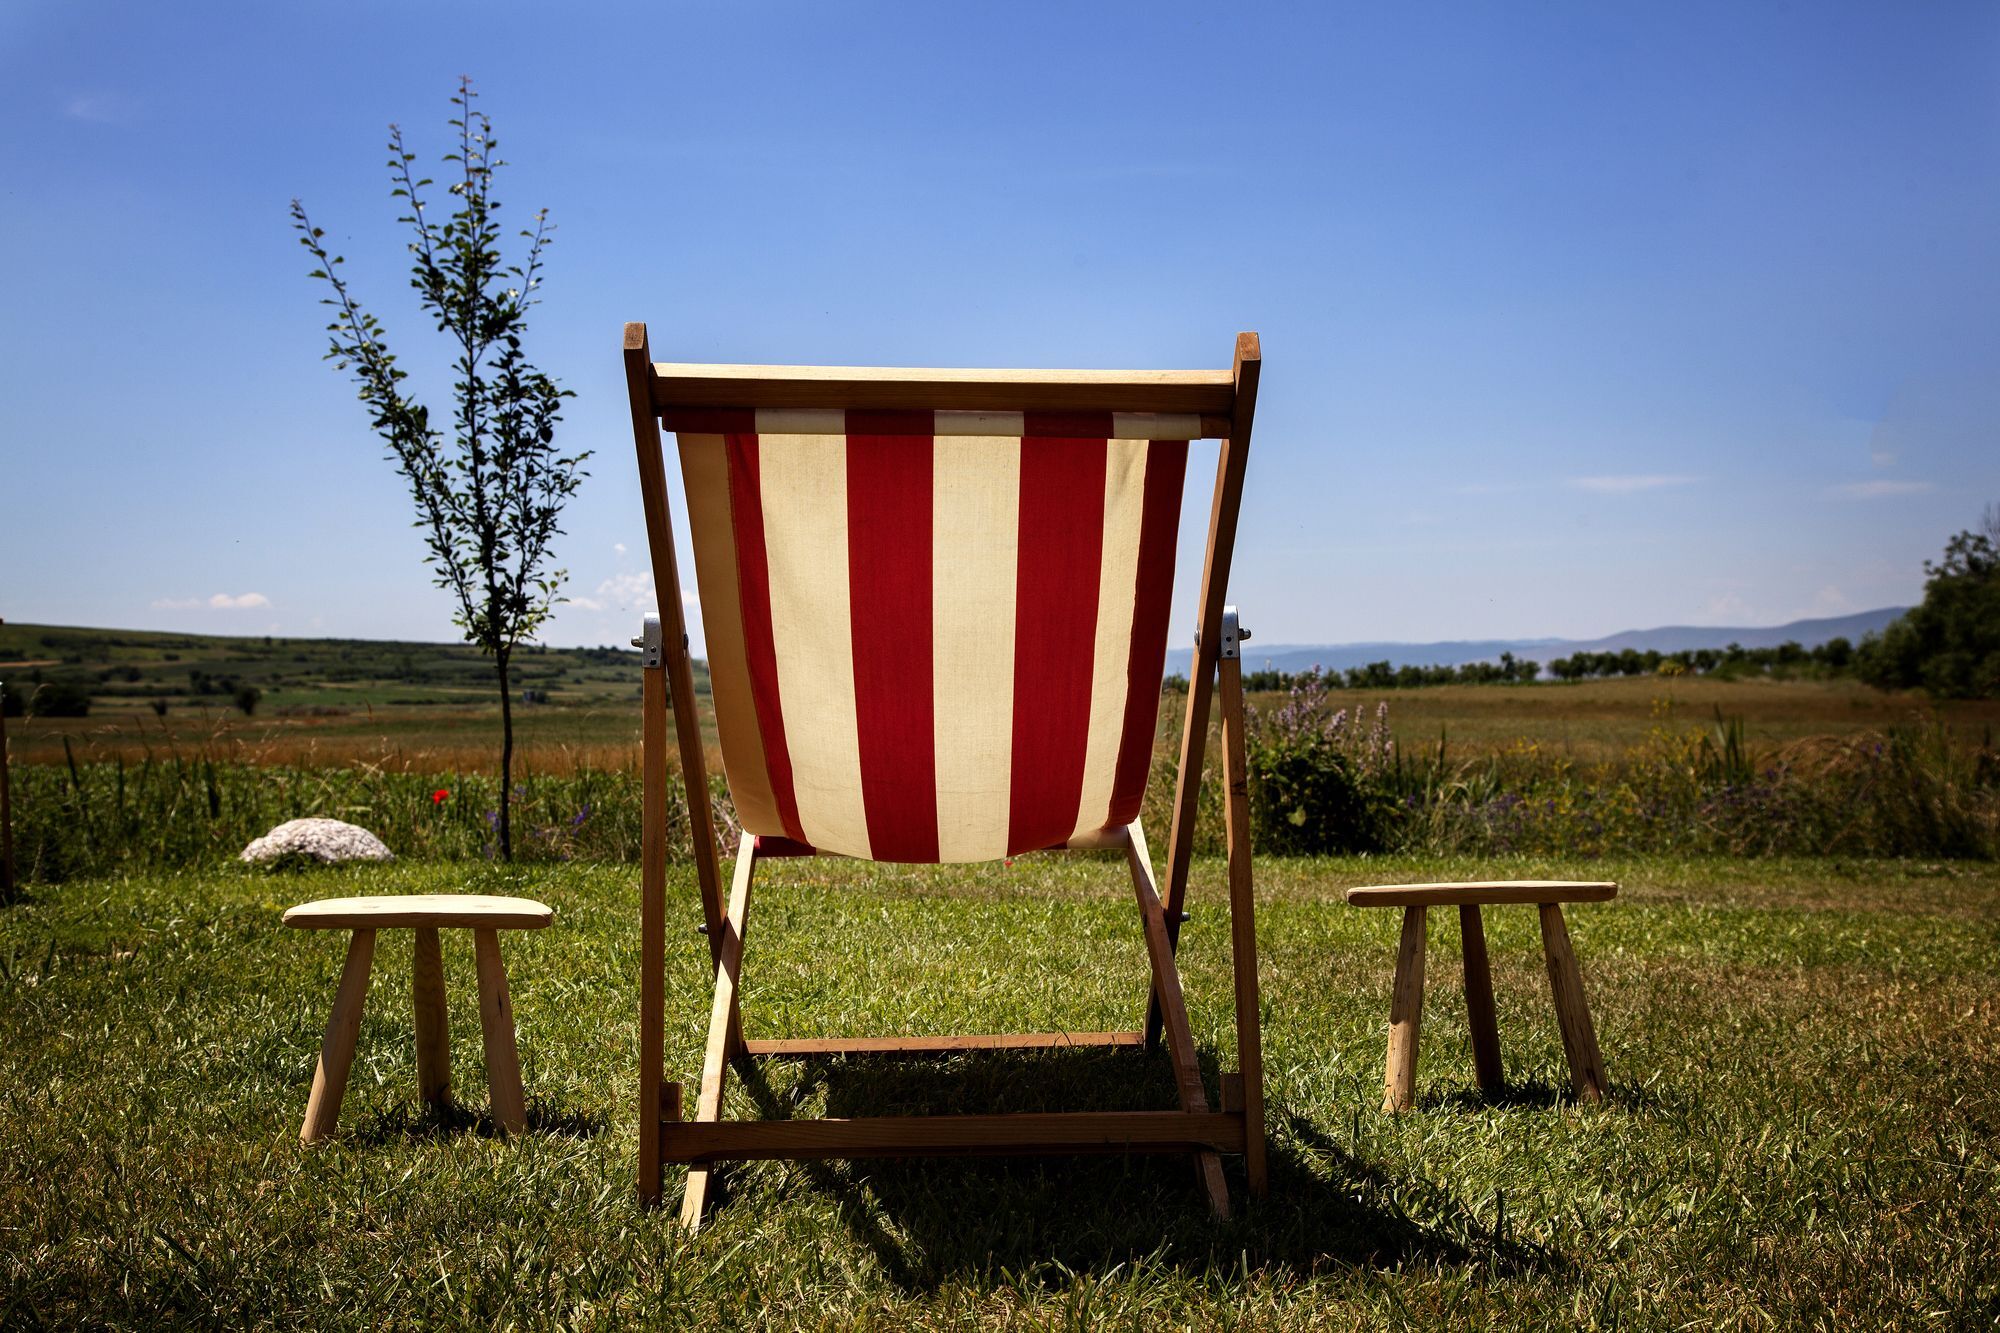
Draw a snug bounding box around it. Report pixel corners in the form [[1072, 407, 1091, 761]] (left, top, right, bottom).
[[1352, 675, 2000, 764], [10, 673, 1996, 775]]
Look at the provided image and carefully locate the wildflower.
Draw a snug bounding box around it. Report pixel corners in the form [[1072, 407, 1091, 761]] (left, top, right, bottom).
[[431, 788, 449, 805]]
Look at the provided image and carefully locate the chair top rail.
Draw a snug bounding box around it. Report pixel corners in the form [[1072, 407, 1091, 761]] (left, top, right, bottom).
[[647, 360, 1238, 415]]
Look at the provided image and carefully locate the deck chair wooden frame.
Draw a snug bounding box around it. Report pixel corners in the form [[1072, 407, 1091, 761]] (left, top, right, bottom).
[[623, 324, 1265, 1229]]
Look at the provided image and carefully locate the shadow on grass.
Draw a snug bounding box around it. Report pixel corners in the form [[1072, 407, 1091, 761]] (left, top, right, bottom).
[[702, 1048, 1566, 1292], [1422, 1078, 1570, 1112], [1420, 1073, 1666, 1116], [350, 1095, 608, 1144]]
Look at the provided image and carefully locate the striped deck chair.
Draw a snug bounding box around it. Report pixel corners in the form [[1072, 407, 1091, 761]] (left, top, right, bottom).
[[623, 325, 1266, 1228]]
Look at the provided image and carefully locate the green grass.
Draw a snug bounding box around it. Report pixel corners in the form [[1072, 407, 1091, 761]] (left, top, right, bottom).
[[2, 854, 1997, 1327]]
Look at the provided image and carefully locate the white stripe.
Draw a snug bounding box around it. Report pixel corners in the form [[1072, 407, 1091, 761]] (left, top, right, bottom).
[[1071, 440, 1149, 838], [1111, 412, 1201, 440], [755, 407, 845, 436], [758, 435, 873, 859], [932, 436, 1021, 863]]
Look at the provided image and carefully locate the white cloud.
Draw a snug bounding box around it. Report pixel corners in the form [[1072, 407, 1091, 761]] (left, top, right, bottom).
[[613, 541, 628, 556], [1828, 479, 1934, 499], [1703, 592, 1756, 621], [572, 571, 700, 622], [592, 571, 656, 611], [64, 92, 136, 125], [1565, 474, 1701, 495], [151, 592, 271, 611]]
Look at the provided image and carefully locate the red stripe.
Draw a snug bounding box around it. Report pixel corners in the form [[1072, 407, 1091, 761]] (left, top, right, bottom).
[[847, 434, 940, 862], [1107, 440, 1189, 826], [1024, 410, 1114, 440], [751, 835, 818, 858], [848, 409, 934, 437], [1007, 437, 1107, 855], [725, 435, 807, 844]]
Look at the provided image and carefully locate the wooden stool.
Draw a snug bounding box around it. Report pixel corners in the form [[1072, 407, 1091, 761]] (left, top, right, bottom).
[[1346, 880, 1616, 1110], [283, 894, 553, 1142]]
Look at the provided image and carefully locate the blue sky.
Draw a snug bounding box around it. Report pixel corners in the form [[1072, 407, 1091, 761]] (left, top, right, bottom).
[[2, 1, 1996, 652]]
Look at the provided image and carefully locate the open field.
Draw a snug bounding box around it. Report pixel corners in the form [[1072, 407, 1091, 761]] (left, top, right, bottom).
[[2, 854, 1996, 1327], [8, 616, 1996, 774], [1347, 675, 2000, 765]]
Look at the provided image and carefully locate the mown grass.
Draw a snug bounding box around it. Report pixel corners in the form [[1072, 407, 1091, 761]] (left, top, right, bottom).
[[2, 854, 1995, 1327]]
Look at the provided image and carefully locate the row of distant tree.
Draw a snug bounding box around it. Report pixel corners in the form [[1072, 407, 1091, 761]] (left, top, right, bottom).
[[1172, 507, 1999, 699], [1172, 638, 1859, 695]]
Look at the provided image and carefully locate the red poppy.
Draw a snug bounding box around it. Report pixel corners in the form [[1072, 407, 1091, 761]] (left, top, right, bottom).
[[431, 789, 450, 805]]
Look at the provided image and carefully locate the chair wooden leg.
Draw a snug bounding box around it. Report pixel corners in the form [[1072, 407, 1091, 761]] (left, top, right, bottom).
[[683, 836, 756, 1232], [639, 662, 668, 1203], [301, 928, 376, 1144], [1383, 906, 1427, 1112], [1128, 825, 1231, 1220], [1538, 904, 1607, 1103], [1460, 905, 1504, 1096], [412, 926, 451, 1109], [1217, 652, 1267, 1197], [473, 928, 528, 1135]]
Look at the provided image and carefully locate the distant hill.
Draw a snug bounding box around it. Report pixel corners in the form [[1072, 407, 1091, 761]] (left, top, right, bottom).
[[1218, 607, 1911, 678], [0, 620, 682, 716]]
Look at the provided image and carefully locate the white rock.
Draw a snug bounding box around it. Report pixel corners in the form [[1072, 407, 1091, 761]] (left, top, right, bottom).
[[241, 818, 394, 865]]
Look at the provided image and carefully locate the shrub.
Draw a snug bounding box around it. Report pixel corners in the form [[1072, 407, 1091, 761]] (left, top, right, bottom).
[[1243, 674, 1398, 854], [27, 681, 91, 718], [1856, 508, 2000, 698]]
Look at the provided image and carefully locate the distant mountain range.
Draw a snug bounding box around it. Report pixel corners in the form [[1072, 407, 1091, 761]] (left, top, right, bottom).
[[1211, 607, 1911, 677]]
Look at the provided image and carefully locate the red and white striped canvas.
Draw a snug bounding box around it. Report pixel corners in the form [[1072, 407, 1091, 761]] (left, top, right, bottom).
[[668, 408, 1193, 863]]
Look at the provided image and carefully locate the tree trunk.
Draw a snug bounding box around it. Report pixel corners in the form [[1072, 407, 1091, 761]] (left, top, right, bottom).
[[496, 650, 514, 861]]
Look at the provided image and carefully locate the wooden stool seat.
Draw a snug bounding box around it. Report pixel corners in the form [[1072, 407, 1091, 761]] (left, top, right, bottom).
[[1347, 880, 1615, 1110], [283, 893, 554, 930], [287, 893, 551, 1143], [1344, 880, 1617, 907]]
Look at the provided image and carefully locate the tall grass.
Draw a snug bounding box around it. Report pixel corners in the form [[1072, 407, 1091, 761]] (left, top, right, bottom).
[[1387, 710, 1999, 860], [8, 744, 732, 883], [1230, 676, 1999, 863], [7, 692, 1996, 884]]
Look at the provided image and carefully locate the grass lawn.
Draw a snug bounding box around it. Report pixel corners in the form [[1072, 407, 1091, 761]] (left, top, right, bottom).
[[2, 853, 1996, 1327]]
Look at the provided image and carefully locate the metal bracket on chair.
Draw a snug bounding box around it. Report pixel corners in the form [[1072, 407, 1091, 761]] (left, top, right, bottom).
[[1219, 607, 1250, 661], [633, 613, 663, 668]]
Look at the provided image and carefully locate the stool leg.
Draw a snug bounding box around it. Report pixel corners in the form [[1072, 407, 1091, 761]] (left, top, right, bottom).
[[1538, 903, 1606, 1103], [412, 926, 451, 1109], [1383, 905, 1427, 1112], [301, 929, 376, 1143], [1460, 905, 1504, 1095], [472, 928, 528, 1135]]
